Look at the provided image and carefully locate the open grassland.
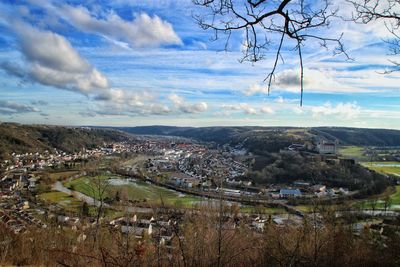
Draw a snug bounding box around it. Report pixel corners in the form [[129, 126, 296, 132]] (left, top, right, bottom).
[[120, 154, 150, 168], [240, 205, 286, 214], [353, 185, 400, 211], [338, 146, 368, 161], [361, 162, 400, 176], [390, 185, 400, 207], [360, 162, 400, 210], [39, 191, 125, 218], [39, 191, 82, 213], [64, 174, 203, 207], [48, 171, 80, 181]]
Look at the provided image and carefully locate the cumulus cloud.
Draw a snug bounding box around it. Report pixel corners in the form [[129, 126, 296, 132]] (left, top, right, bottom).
[[275, 68, 372, 93], [1, 21, 110, 95], [243, 83, 268, 96], [50, 4, 181, 48], [276, 69, 307, 88], [274, 96, 285, 103], [0, 18, 183, 118], [0, 62, 26, 79], [92, 89, 171, 116], [0, 100, 40, 115], [260, 106, 275, 114], [81, 101, 171, 117], [311, 102, 361, 119], [292, 106, 305, 114], [168, 94, 208, 114], [222, 103, 257, 115], [30, 100, 48, 106], [17, 23, 90, 73], [0, 21, 175, 117]]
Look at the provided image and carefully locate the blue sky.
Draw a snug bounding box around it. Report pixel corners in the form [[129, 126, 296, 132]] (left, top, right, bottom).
[[0, 0, 399, 129]]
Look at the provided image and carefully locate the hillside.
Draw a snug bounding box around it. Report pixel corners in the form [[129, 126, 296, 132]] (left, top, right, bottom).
[[116, 126, 400, 153], [0, 123, 134, 159], [313, 127, 400, 146]]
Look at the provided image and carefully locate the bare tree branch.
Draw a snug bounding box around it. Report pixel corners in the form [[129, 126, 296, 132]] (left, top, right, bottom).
[[348, 0, 400, 72], [193, 0, 349, 105]]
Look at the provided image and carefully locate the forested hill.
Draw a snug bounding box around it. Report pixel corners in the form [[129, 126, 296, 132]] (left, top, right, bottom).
[[312, 127, 400, 146], [2, 123, 399, 160], [0, 123, 133, 159], [117, 126, 400, 148]]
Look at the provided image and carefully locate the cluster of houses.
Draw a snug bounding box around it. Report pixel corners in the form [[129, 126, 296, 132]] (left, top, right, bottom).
[[146, 142, 249, 192], [110, 214, 176, 245], [0, 195, 47, 234]]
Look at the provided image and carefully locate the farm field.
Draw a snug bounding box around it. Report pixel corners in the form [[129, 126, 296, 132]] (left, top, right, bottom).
[[338, 146, 368, 161]]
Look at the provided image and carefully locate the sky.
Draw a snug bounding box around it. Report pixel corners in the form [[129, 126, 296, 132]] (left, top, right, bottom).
[[0, 0, 399, 129]]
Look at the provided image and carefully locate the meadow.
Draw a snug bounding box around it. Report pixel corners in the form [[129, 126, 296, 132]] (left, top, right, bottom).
[[64, 174, 203, 207]]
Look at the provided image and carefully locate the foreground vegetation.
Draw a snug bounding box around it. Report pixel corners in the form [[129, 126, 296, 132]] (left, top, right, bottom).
[[1, 205, 399, 267]]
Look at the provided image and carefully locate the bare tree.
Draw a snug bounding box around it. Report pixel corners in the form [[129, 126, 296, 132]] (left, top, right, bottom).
[[348, 0, 400, 72], [383, 195, 392, 214], [193, 0, 350, 105], [83, 175, 110, 244], [369, 198, 378, 215]]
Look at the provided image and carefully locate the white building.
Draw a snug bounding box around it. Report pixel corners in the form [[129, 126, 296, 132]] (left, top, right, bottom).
[[317, 141, 337, 154]]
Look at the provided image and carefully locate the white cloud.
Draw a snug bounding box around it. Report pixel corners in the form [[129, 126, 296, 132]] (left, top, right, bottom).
[[274, 68, 375, 94], [0, 100, 40, 115], [311, 102, 361, 119], [274, 96, 285, 103], [56, 4, 181, 48], [222, 103, 257, 115], [0, 21, 175, 117], [92, 89, 172, 116], [260, 106, 275, 114], [3, 21, 110, 94], [168, 94, 208, 114], [292, 106, 305, 114], [243, 83, 268, 96], [17, 22, 90, 73]]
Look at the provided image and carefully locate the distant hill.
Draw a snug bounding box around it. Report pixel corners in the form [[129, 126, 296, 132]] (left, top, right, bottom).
[[2, 123, 399, 160], [312, 127, 400, 146], [116, 126, 400, 152], [0, 123, 134, 160], [116, 126, 309, 154]]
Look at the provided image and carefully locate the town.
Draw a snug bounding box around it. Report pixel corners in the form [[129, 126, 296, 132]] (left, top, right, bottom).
[[1, 130, 398, 243]]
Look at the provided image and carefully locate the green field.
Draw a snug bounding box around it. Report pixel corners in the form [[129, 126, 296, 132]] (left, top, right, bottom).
[[40, 191, 125, 218], [40, 191, 82, 212], [354, 185, 400, 211], [338, 146, 368, 161], [48, 171, 80, 181], [361, 162, 400, 176], [120, 155, 150, 168], [391, 186, 400, 204], [64, 174, 203, 207], [240, 206, 286, 214]]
